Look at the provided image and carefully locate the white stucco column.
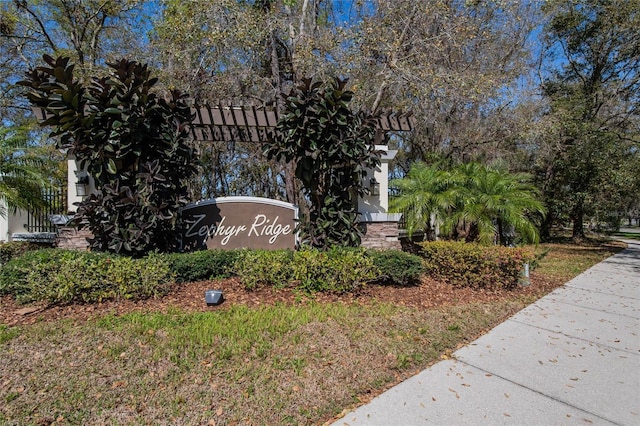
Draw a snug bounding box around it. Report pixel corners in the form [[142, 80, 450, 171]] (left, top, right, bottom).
[[358, 145, 402, 223], [67, 157, 95, 213]]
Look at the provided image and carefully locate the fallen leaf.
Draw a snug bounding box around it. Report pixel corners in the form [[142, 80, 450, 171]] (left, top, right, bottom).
[[14, 307, 41, 316], [111, 381, 127, 389]]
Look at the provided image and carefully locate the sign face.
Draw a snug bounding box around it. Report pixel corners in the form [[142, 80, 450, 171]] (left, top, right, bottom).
[[180, 197, 298, 251]]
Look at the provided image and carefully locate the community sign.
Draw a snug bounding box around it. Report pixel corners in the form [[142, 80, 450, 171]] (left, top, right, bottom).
[[180, 197, 298, 250]]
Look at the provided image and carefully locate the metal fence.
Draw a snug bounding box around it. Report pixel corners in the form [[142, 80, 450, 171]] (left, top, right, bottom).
[[26, 188, 67, 233]]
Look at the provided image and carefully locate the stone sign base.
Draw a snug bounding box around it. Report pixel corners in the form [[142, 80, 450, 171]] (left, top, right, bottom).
[[54, 222, 405, 252], [56, 227, 92, 250], [359, 221, 401, 250]]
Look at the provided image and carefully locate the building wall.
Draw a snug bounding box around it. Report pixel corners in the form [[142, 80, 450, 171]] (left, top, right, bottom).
[[56, 227, 92, 250], [357, 146, 397, 217], [356, 146, 402, 250], [0, 201, 32, 242]]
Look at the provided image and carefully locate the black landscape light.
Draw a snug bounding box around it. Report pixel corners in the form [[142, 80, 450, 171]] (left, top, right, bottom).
[[205, 290, 224, 306]]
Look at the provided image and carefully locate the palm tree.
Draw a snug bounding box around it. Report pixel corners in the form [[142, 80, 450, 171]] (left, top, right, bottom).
[[448, 162, 546, 245], [0, 126, 53, 218], [389, 162, 456, 240], [390, 161, 546, 245]]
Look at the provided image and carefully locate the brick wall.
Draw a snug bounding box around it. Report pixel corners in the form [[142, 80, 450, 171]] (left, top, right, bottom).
[[55, 227, 92, 250], [360, 221, 402, 250]]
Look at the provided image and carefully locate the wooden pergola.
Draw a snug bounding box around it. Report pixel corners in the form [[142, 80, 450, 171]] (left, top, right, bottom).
[[189, 105, 414, 143], [32, 105, 415, 143]]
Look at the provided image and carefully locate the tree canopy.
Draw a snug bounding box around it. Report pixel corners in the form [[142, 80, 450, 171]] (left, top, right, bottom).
[[2, 0, 638, 241], [536, 0, 640, 239]]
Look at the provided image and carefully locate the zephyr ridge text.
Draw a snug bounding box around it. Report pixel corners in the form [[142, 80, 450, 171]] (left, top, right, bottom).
[[185, 214, 292, 245]]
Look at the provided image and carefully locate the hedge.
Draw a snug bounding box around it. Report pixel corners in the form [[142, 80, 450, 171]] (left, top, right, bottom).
[[419, 240, 533, 289]]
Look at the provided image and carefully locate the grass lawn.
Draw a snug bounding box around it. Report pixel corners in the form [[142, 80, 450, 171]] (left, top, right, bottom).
[[0, 238, 626, 425], [611, 231, 640, 240]]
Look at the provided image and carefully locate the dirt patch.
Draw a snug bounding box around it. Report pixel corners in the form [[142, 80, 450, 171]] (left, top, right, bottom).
[[0, 273, 556, 327]]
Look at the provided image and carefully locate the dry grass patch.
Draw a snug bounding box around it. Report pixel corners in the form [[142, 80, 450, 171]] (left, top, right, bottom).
[[1, 301, 523, 425]]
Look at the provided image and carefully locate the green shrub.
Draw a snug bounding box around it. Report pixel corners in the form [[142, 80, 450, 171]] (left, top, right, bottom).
[[419, 241, 533, 289], [232, 247, 378, 293], [0, 249, 173, 305], [366, 249, 424, 286], [232, 249, 294, 290], [0, 241, 43, 267], [20, 252, 173, 305], [0, 249, 91, 297], [165, 249, 240, 283], [291, 247, 378, 293]]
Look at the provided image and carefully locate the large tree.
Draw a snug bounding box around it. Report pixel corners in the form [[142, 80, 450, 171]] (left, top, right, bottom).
[[151, 0, 348, 204], [346, 0, 539, 165], [150, 1, 542, 202], [537, 0, 640, 240]]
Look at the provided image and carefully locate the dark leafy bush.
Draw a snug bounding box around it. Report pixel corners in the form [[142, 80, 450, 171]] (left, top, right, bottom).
[[0, 241, 42, 267], [291, 247, 378, 293], [232, 249, 294, 290], [366, 249, 424, 286], [165, 250, 240, 283], [264, 77, 381, 249], [20, 55, 197, 256], [419, 241, 534, 289]]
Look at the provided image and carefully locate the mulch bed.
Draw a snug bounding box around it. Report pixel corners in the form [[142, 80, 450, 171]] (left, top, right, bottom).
[[0, 272, 557, 327]]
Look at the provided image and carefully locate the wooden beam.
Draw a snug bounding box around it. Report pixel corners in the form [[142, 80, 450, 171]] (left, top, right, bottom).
[[31, 105, 414, 142]]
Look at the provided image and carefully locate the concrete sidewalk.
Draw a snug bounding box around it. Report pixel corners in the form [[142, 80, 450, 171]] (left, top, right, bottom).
[[331, 240, 640, 426]]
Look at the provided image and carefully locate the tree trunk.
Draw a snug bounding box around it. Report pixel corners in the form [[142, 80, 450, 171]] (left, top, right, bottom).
[[540, 212, 553, 241], [571, 203, 585, 242]]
